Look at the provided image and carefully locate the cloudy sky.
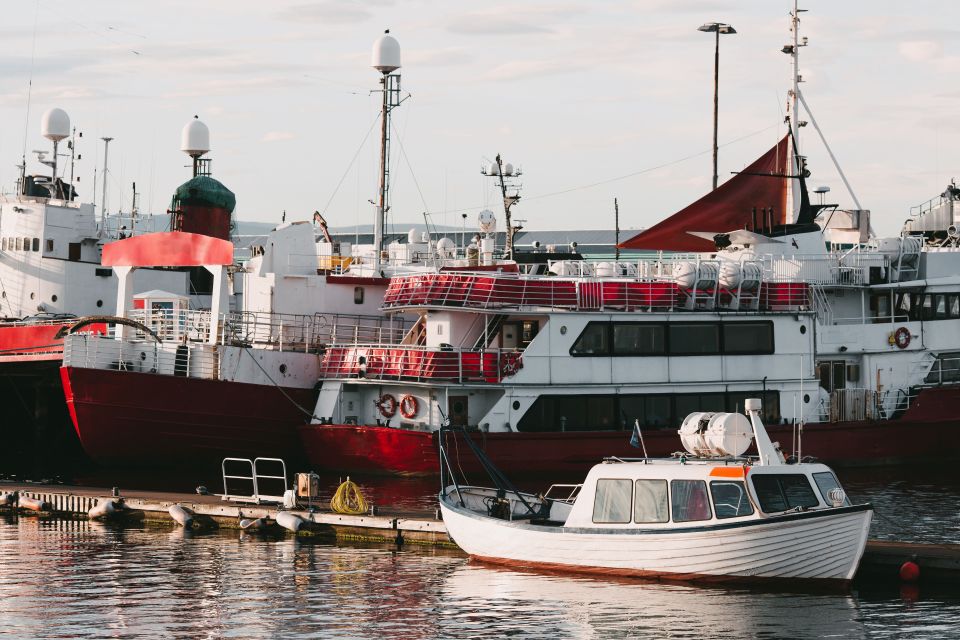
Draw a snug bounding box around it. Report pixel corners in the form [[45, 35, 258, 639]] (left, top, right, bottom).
[[0, 1, 955, 236]]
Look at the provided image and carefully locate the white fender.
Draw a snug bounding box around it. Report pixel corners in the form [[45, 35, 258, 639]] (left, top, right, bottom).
[[88, 499, 124, 520], [19, 496, 50, 512], [276, 511, 305, 533], [239, 517, 269, 530], [168, 504, 194, 528], [0, 492, 17, 507]]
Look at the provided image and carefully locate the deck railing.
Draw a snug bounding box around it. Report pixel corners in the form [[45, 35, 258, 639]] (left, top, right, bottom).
[[62, 334, 222, 380], [318, 344, 524, 384]]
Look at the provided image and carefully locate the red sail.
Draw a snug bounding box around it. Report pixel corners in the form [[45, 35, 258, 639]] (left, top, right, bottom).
[[619, 135, 790, 252]]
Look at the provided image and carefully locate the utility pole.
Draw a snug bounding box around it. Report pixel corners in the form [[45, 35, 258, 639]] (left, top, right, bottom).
[[698, 22, 736, 191]]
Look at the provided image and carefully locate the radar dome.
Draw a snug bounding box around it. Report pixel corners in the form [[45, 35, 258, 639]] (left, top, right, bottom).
[[478, 209, 496, 233], [436, 237, 456, 257], [41, 108, 70, 142], [181, 117, 210, 158], [503, 163, 514, 176], [488, 162, 501, 175], [372, 32, 401, 74]]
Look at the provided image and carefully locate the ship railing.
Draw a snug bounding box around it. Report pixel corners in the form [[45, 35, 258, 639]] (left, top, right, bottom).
[[760, 254, 873, 286], [62, 333, 222, 381], [543, 484, 582, 504], [317, 344, 524, 384], [382, 267, 813, 313], [125, 309, 408, 351]]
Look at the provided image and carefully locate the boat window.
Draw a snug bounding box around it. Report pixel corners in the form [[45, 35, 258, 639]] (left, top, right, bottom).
[[1, 238, 6, 251], [634, 479, 669, 523], [670, 479, 712, 522], [722, 322, 774, 354], [570, 322, 610, 356], [812, 472, 850, 507], [668, 323, 720, 355], [710, 481, 754, 518], [592, 479, 632, 524], [750, 474, 820, 513], [925, 352, 960, 384], [619, 394, 672, 430], [613, 323, 665, 355], [31, 238, 39, 252]]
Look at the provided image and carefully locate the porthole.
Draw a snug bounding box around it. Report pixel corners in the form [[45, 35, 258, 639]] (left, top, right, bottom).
[[560, 326, 567, 335], [51, 294, 58, 302], [279, 363, 288, 374], [96, 299, 103, 307], [512, 400, 521, 410], [803, 394, 810, 403], [29, 292, 35, 300], [140, 352, 147, 361], [800, 325, 807, 334]]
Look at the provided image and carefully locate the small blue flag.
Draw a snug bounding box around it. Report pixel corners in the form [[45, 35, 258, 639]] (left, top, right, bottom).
[[630, 421, 640, 448]]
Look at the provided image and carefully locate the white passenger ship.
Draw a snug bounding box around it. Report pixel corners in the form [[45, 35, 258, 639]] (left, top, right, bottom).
[[299, 5, 960, 476]]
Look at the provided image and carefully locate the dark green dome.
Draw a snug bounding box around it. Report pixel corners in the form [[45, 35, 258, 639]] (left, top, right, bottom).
[[171, 175, 236, 214]]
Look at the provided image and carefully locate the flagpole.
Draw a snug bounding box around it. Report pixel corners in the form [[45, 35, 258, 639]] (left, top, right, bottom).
[[633, 420, 649, 458]]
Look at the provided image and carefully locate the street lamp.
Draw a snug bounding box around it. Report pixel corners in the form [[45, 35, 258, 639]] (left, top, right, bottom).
[[698, 22, 736, 191]]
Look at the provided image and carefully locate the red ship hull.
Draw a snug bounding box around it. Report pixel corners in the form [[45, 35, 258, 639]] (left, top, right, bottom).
[[299, 386, 960, 477], [61, 366, 315, 466]]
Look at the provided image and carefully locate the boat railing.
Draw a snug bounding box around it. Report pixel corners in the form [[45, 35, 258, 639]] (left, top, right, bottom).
[[125, 309, 408, 351], [318, 344, 524, 384], [542, 484, 582, 504], [62, 333, 223, 381]]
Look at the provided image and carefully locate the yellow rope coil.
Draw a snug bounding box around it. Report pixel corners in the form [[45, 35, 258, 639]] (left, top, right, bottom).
[[330, 477, 369, 515]]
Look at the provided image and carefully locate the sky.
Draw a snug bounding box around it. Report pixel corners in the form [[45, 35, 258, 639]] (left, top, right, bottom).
[[0, 0, 957, 238]]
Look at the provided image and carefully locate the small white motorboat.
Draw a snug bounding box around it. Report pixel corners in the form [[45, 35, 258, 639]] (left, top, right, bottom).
[[439, 399, 873, 586]]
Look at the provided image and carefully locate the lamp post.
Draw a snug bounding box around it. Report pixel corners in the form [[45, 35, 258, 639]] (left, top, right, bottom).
[[697, 22, 736, 191]]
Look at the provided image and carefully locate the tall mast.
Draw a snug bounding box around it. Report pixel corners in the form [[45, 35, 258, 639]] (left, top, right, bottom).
[[100, 137, 113, 230], [371, 31, 402, 273], [782, 1, 807, 224]]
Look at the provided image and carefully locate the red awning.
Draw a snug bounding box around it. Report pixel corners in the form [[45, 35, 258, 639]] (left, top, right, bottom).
[[102, 231, 233, 268], [619, 135, 790, 252]]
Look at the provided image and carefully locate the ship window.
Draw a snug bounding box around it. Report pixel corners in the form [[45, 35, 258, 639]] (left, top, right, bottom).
[[31, 238, 39, 252], [674, 393, 725, 421], [22, 237, 29, 251], [46, 239, 54, 252], [722, 322, 774, 354], [68, 242, 81, 262], [570, 322, 609, 356], [750, 474, 819, 513], [592, 479, 632, 524], [812, 472, 850, 507], [670, 479, 712, 522], [924, 352, 960, 384], [668, 323, 720, 355], [710, 481, 754, 518], [634, 479, 669, 523], [15, 237, 22, 251], [619, 394, 672, 430], [354, 287, 364, 304], [613, 323, 665, 355], [1, 238, 6, 251]]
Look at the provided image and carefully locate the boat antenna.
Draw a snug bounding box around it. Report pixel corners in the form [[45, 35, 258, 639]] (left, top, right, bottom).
[[614, 197, 620, 261], [482, 155, 522, 259], [20, 0, 40, 196], [782, 0, 807, 223], [371, 30, 403, 273], [100, 137, 113, 231]]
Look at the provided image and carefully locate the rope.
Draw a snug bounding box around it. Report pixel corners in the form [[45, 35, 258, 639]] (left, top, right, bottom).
[[330, 477, 368, 515], [241, 347, 319, 421]]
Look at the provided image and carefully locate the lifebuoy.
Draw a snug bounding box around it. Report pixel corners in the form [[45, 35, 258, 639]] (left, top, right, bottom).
[[376, 394, 397, 418], [399, 394, 418, 419], [499, 354, 522, 378], [893, 326, 911, 349]]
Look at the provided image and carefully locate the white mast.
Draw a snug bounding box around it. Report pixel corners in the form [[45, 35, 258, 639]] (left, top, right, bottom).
[[783, 1, 806, 224], [371, 31, 402, 273]]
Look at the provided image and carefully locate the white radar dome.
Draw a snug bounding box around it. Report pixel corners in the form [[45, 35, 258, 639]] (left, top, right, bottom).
[[503, 162, 514, 176], [41, 108, 70, 142], [181, 117, 210, 157], [436, 237, 456, 257], [488, 162, 501, 175], [478, 209, 497, 233], [372, 32, 401, 74]]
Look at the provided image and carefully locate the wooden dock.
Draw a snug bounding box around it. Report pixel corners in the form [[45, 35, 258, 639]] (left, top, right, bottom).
[[3, 482, 958, 585]]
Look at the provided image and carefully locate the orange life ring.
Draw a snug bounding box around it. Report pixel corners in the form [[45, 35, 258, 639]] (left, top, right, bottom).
[[893, 326, 911, 349], [399, 394, 418, 419], [376, 394, 397, 418]]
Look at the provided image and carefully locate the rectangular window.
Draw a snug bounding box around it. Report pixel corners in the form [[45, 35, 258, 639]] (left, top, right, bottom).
[[46, 239, 54, 252], [710, 480, 754, 518], [668, 323, 720, 355], [22, 237, 29, 251], [812, 471, 849, 507], [934, 294, 949, 320], [613, 323, 665, 355], [1, 238, 6, 251], [31, 238, 39, 252], [722, 322, 774, 354], [570, 322, 610, 356], [751, 474, 820, 513], [634, 479, 669, 523], [592, 479, 632, 523], [670, 479, 712, 522], [15, 237, 22, 251], [354, 286, 364, 304]]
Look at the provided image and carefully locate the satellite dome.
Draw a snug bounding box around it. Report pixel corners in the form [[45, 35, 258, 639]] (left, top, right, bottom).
[[372, 31, 401, 74], [488, 162, 501, 175], [41, 108, 70, 142], [503, 163, 514, 176], [181, 116, 210, 158]]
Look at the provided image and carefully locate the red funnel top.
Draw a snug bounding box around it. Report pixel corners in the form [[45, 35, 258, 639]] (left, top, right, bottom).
[[619, 135, 791, 252]]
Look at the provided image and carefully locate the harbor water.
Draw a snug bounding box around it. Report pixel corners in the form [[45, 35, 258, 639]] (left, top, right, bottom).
[[1, 467, 959, 638]]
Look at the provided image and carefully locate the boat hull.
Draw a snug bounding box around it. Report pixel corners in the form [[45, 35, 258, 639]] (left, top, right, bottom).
[[440, 492, 873, 585], [61, 366, 315, 466], [298, 386, 960, 476]]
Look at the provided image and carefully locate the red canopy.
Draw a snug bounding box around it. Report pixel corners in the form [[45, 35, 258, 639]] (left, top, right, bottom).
[[619, 135, 791, 252], [102, 231, 233, 268]]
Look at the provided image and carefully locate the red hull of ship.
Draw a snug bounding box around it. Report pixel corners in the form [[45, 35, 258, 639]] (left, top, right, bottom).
[[61, 366, 315, 466], [299, 386, 960, 477]]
